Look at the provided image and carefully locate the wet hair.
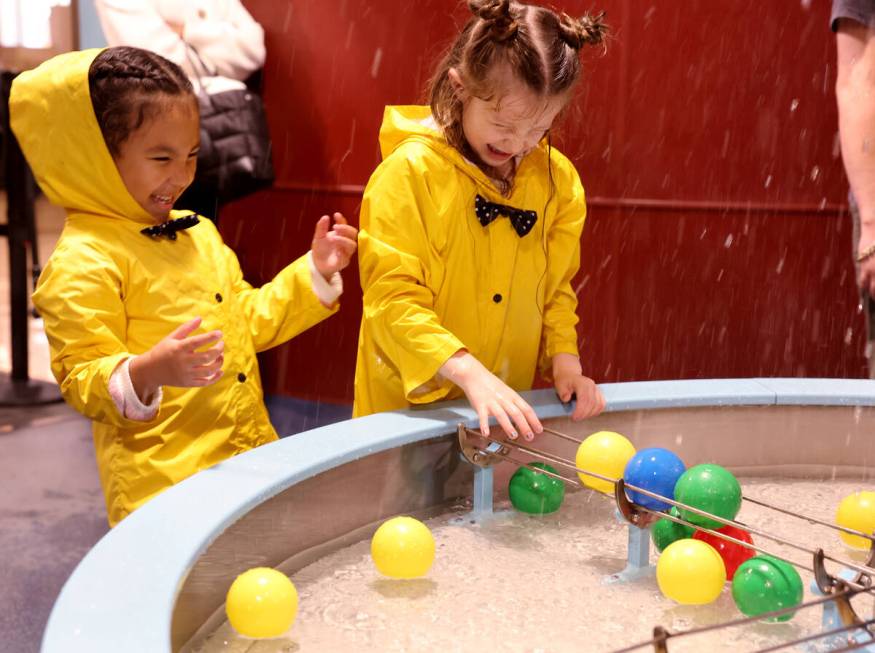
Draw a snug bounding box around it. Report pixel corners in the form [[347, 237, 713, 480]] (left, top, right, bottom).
[[429, 1, 608, 175], [88, 46, 195, 156]]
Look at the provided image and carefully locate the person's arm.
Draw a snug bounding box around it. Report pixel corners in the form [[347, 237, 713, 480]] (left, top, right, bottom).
[[836, 20, 875, 297], [358, 156, 466, 405], [94, 0, 192, 72], [94, 0, 265, 81], [32, 243, 154, 427], [220, 234, 341, 354], [181, 0, 266, 80], [540, 155, 604, 419]]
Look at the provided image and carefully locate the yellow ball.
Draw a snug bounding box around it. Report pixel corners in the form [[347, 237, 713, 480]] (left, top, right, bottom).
[[226, 567, 298, 638], [836, 491, 875, 549], [575, 431, 636, 494], [371, 516, 435, 579], [657, 539, 726, 605]]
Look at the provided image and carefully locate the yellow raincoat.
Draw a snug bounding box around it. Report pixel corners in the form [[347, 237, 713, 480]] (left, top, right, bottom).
[[354, 106, 586, 416], [10, 50, 337, 526]]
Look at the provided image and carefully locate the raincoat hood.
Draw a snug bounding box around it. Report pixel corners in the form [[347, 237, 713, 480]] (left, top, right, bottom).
[[378, 105, 480, 178], [10, 48, 154, 224]]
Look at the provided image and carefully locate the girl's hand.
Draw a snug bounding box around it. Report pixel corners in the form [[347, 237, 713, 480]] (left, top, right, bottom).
[[129, 317, 224, 401], [440, 351, 542, 440], [312, 213, 358, 279], [553, 352, 605, 420]]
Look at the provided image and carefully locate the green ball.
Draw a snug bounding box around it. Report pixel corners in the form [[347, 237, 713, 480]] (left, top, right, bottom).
[[508, 463, 565, 515], [731, 555, 803, 622], [651, 507, 695, 552], [674, 463, 742, 529]]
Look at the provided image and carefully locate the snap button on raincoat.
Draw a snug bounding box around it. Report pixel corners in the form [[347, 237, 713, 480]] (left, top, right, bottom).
[[353, 106, 587, 417], [10, 50, 337, 525]]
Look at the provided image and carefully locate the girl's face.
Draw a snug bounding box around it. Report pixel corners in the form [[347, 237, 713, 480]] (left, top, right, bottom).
[[451, 67, 567, 175], [113, 96, 200, 222]]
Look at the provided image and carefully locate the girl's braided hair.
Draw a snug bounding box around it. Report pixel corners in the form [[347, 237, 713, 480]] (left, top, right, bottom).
[[88, 46, 195, 155]]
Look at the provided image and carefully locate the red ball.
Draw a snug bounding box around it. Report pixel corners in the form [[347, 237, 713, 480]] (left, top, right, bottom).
[[693, 526, 755, 580]]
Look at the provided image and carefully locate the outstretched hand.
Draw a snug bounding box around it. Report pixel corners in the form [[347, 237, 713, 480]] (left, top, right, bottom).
[[440, 351, 543, 440], [312, 212, 358, 280], [129, 317, 224, 401]]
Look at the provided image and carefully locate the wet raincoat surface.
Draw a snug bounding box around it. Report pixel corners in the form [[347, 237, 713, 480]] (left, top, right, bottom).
[[10, 50, 336, 525], [353, 106, 587, 416]]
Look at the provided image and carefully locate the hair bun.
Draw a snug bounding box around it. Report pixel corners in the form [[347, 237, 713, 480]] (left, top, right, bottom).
[[559, 11, 608, 50], [468, 0, 518, 43]]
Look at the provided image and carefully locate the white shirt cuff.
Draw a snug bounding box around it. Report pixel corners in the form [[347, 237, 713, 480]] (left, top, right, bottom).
[[108, 357, 162, 421], [307, 251, 343, 306]]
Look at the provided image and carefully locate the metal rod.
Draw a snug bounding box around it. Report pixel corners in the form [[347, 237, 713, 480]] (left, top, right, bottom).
[[466, 427, 875, 582], [744, 494, 875, 543], [543, 424, 874, 543], [750, 618, 875, 653], [608, 588, 873, 653]]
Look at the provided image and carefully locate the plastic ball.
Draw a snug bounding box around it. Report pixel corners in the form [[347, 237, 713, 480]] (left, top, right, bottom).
[[226, 567, 299, 638], [370, 516, 435, 579], [575, 431, 636, 494], [731, 555, 803, 621], [656, 539, 726, 605], [693, 525, 755, 580], [624, 447, 686, 510], [651, 507, 695, 552], [508, 462, 565, 514], [673, 463, 742, 529], [836, 491, 875, 549]]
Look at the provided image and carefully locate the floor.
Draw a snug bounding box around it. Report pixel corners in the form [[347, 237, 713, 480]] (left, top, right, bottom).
[[0, 192, 108, 653]]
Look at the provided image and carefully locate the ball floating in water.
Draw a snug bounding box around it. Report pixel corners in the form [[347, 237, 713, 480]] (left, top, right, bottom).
[[836, 491, 875, 549], [371, 516, 435, 579], [508, 462, 565, 515], [624, 447, 686, 511], [651, 507, 695, 552], [673, 463, 742, 529], [693, 525, 755, 580], [226, 567, 298, 638], [656, 539, 726, 605], [575, 431, 636, 494], [731, 555, 803, 621]]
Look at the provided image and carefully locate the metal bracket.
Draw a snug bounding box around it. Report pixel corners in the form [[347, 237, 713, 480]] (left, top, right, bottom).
[[614, 478, 658, 528], [457, 423, 509, 467], [652, 625, 670, 653]]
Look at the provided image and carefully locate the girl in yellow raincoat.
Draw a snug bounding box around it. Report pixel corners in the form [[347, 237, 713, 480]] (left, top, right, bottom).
[[355, 0, 607, 438], [10, 47, 358, 526]]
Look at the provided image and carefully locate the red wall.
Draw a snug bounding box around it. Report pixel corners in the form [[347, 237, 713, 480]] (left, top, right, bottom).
[[220, 0, 866, 405]]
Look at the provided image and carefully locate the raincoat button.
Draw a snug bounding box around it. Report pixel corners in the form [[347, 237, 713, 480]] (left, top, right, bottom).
[[215, 293, 223, 303], [492, 293, 502, 303], [237, 373, 246, 382]]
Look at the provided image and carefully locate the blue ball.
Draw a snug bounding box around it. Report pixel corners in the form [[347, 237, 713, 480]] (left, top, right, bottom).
[[623, 448, 686, 511]]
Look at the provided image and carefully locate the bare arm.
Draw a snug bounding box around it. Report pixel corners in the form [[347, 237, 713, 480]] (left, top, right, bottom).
[[836, 20, 875, 296]]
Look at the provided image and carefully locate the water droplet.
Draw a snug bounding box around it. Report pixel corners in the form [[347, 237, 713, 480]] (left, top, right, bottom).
[[790, 98, 799, 112]]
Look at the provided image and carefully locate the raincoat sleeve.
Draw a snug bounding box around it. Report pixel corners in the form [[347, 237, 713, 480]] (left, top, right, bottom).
[[221, 245, 338, 353], [359, 153, 467, 404], [32, 243, 152, 428], [539, 157, 586, 376]]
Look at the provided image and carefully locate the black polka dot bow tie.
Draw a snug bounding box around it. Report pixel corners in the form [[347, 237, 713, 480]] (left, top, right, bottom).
[[474, 194, 537, 237], [140, 214, 200, 240]]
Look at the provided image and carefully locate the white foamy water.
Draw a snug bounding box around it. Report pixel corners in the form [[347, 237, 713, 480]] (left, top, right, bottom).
[[191, 479, 875, 653]]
